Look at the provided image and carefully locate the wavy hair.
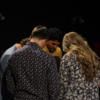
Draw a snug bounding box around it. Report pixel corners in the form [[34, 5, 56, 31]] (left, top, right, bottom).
[[62, 32, 100, 83]]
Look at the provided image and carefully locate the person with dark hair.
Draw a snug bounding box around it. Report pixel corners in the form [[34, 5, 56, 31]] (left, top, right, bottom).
[[59, 31, 100, 100], [2, 25, 60, 100], [43, 28, 63, 71], [0, 38, 29, 100]]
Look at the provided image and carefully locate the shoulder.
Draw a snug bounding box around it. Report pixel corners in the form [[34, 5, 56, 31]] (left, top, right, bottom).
[[42, 49, 55, 59], [62, 53, 69, 60], [61, 53, 76, 65], [55, 47, 62, 54], [61, 52, 80, 69], [1, 44, 17, 56], [0, 54, 10, 63], [62, 52, 77, 60], [43, 46, 49, 53], [42, 50, 57, 65], [43, 46, 47, 50], [0, 44, 17, 62], [60, 53, 69, 65], [56, 47, 61, 51]]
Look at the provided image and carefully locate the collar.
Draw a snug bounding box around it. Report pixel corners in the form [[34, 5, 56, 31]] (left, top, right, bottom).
[[26, 41, 40, 48]]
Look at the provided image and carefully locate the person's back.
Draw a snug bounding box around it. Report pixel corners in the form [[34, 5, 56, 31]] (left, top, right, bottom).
[[4, 25, 60, 100], [59, 32, 100, 100], [6, 42, 59, 99], [59, 52, 100, 100]]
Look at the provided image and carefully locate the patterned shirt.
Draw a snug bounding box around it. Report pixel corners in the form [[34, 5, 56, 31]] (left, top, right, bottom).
[[59, 52, 100, 100], [5, 42, 60, 100]]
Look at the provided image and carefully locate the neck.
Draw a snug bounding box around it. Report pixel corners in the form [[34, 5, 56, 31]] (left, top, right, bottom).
[[45, 42, 48, 47], [30, 37, 41, 44], [30, 38, 45, 49]]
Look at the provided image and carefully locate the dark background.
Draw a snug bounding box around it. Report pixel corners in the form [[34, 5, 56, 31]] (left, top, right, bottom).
[[0, 1, 100, 57]]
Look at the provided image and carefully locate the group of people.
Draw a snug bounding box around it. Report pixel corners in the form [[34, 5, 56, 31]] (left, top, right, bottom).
[[0, 25, 100, 100]]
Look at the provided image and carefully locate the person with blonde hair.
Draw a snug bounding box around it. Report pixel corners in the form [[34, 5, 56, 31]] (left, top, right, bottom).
[[59, 31, 100, 100]]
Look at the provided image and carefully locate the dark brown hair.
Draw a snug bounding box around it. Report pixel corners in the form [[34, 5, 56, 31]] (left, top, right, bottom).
[[19, 38, 30, 46], [31, 25, 49, 41]]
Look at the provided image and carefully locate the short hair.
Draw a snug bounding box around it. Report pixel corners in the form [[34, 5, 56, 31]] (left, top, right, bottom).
[[49, 28, 63, 42], [31, 25, 49, 41], [19, 38, 30, 46]]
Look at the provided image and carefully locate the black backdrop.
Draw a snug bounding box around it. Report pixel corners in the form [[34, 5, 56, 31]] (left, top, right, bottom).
[[0, 1, 100, 57]]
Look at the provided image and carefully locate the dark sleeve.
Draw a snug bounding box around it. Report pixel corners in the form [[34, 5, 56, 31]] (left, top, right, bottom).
[[1, 68, 14, 100], [3, 64, 15, 98], [47, 56, 60, 100]]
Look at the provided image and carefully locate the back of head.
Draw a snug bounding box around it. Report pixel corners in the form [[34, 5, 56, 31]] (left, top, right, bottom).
[[31, 25, 49, 41], [19, 38, 30, 47], [62, 32, 85, 53], [49, 28, 63, 42], [62, 31, 100, 83]]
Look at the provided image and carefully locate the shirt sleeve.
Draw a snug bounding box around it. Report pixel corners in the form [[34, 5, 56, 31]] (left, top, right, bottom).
[[59, 54, 71, 100], [5, 63, 15, 96], [47, 56, 60, 100], [0, 55, 10, 80], [0, 55, 10, 73]]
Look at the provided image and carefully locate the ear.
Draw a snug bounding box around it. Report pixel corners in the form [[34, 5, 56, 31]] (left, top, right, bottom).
[[42, 39, 47, 43]]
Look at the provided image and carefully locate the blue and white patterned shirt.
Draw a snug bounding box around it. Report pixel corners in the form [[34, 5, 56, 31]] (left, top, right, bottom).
[[5, 42, 60, 100], [59, 52, 100, 100]]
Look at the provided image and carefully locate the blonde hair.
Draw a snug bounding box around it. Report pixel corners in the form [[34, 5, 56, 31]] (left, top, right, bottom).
[[62, 32, 100, 83]]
